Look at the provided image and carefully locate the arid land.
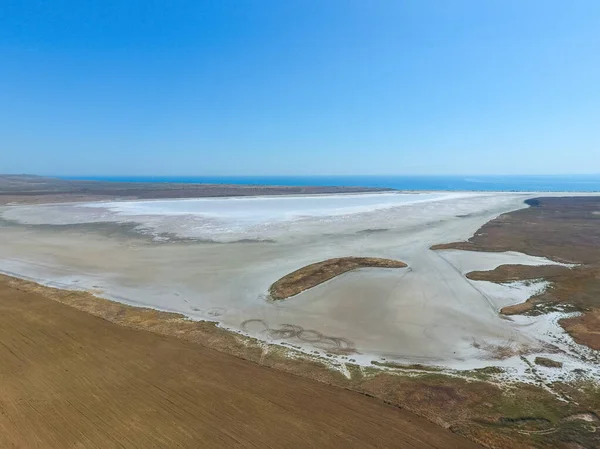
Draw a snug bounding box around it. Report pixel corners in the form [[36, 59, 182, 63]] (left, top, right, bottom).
[[1, 178, 600, 448]]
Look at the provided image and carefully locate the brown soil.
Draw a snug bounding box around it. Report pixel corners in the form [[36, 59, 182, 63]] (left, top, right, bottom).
[[432, 196, 600, 350], [4, 275, 600, 448], [269, 257, 407, 300], [0, 275, 478, 449]]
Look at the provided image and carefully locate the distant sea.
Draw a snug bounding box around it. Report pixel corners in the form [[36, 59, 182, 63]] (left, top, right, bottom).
[[59, 175, 600, 192]]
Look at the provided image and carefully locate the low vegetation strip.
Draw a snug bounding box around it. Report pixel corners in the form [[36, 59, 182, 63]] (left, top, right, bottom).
[[269, 257, 407, 300], [466, 264, 570, 283]]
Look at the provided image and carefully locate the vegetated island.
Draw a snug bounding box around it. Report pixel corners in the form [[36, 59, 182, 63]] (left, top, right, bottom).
[[269, 257, 407, 300]]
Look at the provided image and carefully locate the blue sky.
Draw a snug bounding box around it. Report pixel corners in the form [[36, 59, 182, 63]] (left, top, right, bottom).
[[1, 1, 599, 176]]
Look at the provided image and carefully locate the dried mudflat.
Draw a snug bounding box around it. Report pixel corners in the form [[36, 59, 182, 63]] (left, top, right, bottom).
[[0, 191, 550, 365], [0, 275, 478, 449]]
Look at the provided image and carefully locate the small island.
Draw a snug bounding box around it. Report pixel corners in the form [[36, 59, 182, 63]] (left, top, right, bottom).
[[269, 257, 407, 300]]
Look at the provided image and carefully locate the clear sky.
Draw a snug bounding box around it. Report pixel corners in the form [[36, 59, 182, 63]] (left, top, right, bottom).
[[1, 1, 599, 176]]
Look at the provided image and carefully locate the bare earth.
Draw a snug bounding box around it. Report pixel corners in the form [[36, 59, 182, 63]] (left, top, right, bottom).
[[269, 257, 407, 300], [0, 275, 478, 449]]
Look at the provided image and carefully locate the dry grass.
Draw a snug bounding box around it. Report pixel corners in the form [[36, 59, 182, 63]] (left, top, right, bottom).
[[466, 264, 570, 283], [356, 372, 600, 449], [501, 301, 536, 315], [269, 257, 407, 300]]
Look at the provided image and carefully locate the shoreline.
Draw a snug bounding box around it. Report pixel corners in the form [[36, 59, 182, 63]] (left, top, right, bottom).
[[2, 192, 600, 367], [2, 242, 597, 380], [3, 270, 600, 449], [3, 266, 596, 378], [3, 192, 597, 365], [0, 274, 482, 449], [4, 188, 598, 205]]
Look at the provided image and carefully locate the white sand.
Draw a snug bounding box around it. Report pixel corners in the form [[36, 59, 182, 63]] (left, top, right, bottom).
[[0, 191, 597, 375]]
